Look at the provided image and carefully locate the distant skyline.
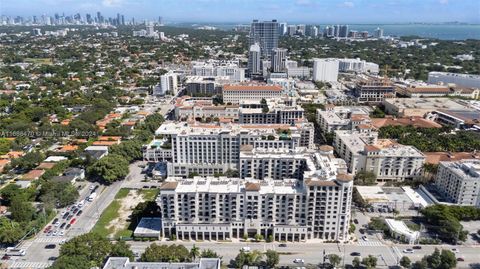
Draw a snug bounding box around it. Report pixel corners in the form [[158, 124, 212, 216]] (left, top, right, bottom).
[[1, 0, 479, 24]]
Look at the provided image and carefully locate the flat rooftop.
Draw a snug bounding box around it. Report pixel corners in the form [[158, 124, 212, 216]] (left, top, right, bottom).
[[383, 98, 471, 110]]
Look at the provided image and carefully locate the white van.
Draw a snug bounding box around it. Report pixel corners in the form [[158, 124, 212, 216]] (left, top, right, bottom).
[[6, 248, 26, 256]]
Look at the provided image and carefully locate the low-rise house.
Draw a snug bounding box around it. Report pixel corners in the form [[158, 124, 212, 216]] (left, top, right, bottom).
[[22, 169, 45, 180], [84, 146, 109, 159]]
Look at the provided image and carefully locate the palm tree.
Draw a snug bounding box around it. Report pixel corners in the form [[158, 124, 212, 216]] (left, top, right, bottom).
[[246, 250, 263, 266], [190, 244, 200, 262]]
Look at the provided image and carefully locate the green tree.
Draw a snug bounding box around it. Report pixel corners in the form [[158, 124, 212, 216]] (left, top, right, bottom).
[[190, 245, 200, 261], [48, 255, 92, 269], [265, 250, 279, 268], [38, 181, 79, 209], [400, 256, 412, 268], [0, 138, 11, 155], [352, 257, 361, 268], [10, 196, 35, 222], [58, 233, 113, 267], [328, 254, 341, 267], [109, 140, 143, 163], [354, 171, 377, 186], [87, 154, 129, 183], [0, 217, 24, 244], [111, 240, 134, 261], [141, 244, 190, 262], [254, 233, 264, 242], [11, 151, 45, 170], [200, 249, 221, 258], [361, 255, 378, 269]]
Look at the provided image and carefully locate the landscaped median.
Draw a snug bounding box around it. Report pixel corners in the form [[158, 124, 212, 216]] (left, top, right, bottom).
[[92, 188, 159, 239]]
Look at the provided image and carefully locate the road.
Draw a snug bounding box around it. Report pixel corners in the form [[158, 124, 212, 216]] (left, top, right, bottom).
[[125, 240, 479, 268]]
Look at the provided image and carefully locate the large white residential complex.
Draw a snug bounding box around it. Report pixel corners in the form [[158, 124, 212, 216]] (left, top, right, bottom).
[[191, 60, 246, 82], [338, 58, 379, 74], [146, 121, 314, 177], [434, 159, 480, 207], [316, 105, 372, 133], [158, 145, 353, 242], [223, 85, 284, 104], [428, 72, 480, 88], [334, 127, 425, 181], [171, 96, 304, 125], [313, 58, 339, 82]]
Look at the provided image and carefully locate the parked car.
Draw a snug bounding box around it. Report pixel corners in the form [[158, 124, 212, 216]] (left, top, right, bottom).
[[457, 257, 465, 262], [69, 218, 76, 225], [45, 244, 56, 249], [293, 259, 305, 264], [362, 236, 369, 241], [44, 225, 52, 233], [66, 224, 71, 229], [403, 249, 414, 254], [451, 248, 459, 253], [412, 245, 422, 250], [351, 252, 361, 256], [76, 210, 83, 216], [1, 255, 10, 260], [353, 219, 359, 224], [279, 243, 287, 247], [241, 247, 251, 252], [59, 223, 66, 229], [62, 212, 69, 219]]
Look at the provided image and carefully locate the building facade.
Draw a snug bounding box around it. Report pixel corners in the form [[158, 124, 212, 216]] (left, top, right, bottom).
[[249, 20, 279, 58], [158, 146, 353, 242], [150, 121, 315, 177], [435, 159, 480, 207], [334, 127, 425, 181], [222, 85, 283, 104], [313, 58, 339, 82]]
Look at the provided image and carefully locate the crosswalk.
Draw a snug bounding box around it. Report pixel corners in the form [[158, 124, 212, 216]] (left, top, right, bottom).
[[391, 246, 403, 259], [34, 237, 66, 243], [356, 240, 385, 246], [8, 261, 52, 269]]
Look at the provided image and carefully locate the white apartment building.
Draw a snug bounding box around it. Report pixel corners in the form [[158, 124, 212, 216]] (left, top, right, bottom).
[[316, 105, 372, 133], [354, 76, 395, 103], [334, 127, 425, 181], [428, 72, 480, 88], [173, 96, 239, 121], [158, 145, 353, 242], [313, 58, 339, 82], [150, 121, 314, 177], [191, 60, 246, 82], [223, 85, 284, 104], [338, 58, 379, 74], [435, 159, 480, 207], [154, 71, 178, 96], [239, 99, 304, 125]]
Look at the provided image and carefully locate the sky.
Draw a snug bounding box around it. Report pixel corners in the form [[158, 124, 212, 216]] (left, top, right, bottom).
[[1, 0, 479, 24]]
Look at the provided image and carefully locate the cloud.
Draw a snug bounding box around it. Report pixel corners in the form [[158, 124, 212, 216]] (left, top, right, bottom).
[[340, 1, 355, 8], [439, 0, 448, 4], [102, 0, 123, 7]]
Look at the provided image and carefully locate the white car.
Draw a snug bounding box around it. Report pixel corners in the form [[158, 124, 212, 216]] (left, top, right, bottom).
[[362, 236, 369, 241], [59, 231, 64, 236], [89, 185, 95, 190], [403, 249, 414, 254], [293, 259, 305, 264], [241, 247, 251, 252]]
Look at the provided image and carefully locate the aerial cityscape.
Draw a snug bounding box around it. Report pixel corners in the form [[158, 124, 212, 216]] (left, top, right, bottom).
[[0, 0, 479, 269]]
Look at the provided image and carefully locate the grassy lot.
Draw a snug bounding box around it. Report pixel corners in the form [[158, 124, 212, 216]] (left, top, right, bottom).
[[91, 200, 121, 236], [92, 188, 159, 238]]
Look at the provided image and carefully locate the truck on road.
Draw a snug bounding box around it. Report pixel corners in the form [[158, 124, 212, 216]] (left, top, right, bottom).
[[6, 248, 26, 256]]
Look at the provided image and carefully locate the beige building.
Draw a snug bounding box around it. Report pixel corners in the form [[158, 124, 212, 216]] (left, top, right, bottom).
[[223, 84, 283, 104], [334, 127, 425, 181], [158, 146, 353, 242]]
